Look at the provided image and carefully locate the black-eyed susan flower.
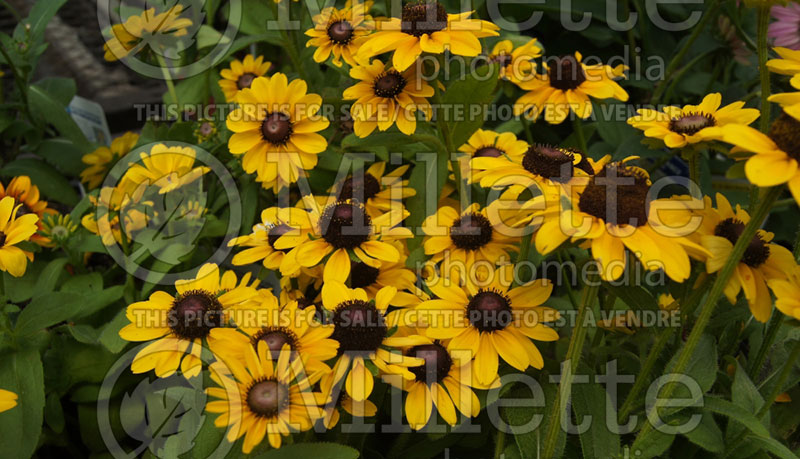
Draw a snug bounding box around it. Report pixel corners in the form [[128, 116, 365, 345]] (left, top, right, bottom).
[[81, 186, 150, 246], [81, 132, 139, 190], [118, 263, 260, 379], [305, 3, 373, 67], [487, 38, 541, 81], [103, 6, 192, 62], [118, 144, 210, 195], [513, 53, 628, 124], [0, 389, 17, 413], [767, 46, 800, 85], [695, 193, 796, 322], [768, 270, 800, 319], [347, 256, 418, 303], [226, 74, 330, 191], [343, 59, 433, 137], [0, 196, 38, 277], [0, 176, 55, 247], [315, 389, 378, 429], [319, 282, 426, 402], [357, 1, 499, 71], [459, 129, 528, 184], [219, 55, 272, 102], [769, 77, 800, 120], [39, 213, 78, 246], [208, 296, 338, 382], [627, 93, 759, 149], [332, 162, 415, 219], [206, 341, 322, 453], [417, 265, 558, 386]]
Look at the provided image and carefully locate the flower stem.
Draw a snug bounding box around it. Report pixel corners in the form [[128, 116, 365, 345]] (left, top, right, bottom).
[[748, 313, 783, 380], [541, 273, 600, 458], [757, 5, 771, 133], [433, 81, 466, 209], [757, 339, 800, 418], [573, 116, 588, 154], [493, 430, 506, 459], [632, 185, 783, 449], [156, 53, 179, 111]]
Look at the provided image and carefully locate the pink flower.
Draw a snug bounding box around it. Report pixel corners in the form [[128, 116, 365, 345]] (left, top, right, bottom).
[[770, 3, 800, 49]]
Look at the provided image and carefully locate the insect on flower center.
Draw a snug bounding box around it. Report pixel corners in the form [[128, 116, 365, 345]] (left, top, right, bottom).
[[169, 290, 223, 340], [547, 55, 586, 91], [247, 379, 290, 418], [401, 1, 447, 37], [237, 72, 257, 90], [267, 224, 293, 253], [338, 173, 382, 202], [327, 20, 354, 44], [474, 146, 504, 158], [350, 261, 380, 289], [331, 300, 387, 355], [467, 290, 513, 332], [669, 112, 716, 136], [578, 163, 651, 227], [449, 212, 493, 250], [373, 71, 407, 98], [522, 144, 579, 183], [261, 112, 293, 145], [252, 327, 299, 360], [714, 218, 770, 268], [321, 202, 372, 249], [408, 342, 453, 384], [768, 112, 800, 162]]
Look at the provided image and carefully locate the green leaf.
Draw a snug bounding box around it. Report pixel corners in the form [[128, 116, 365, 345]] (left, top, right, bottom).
[[661, 334, 717, 414], [252, 442, 360, 459], [0, 158, 80, 205], [443, 63, 499, 147], [341, 132, 418, 149], [683, 410, 724, 453], [745, 434, 798, 459], [239, 175, 259, 235], [404, 152, 448, 255], [0, 350, 45, 459], [572, 382, 620, 459], [74, 286, 125, 319], [99, 308, 129, 354], [36, 138, 87, 176], [36, 77, 76, 106], [32, 258, 69, 299], [196, 24, 230, 49], [703, 397, 770, 438], [603, 283, 659, 312], [44, 392, 65, 434], [14, 291, 82, 336], [28, 84, 92, 152], [24, 0, 67, 39]]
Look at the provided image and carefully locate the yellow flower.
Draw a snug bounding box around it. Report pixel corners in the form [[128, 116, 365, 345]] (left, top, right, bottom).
[[305, 3, 374, 67], [343, 59, 433, 137], [357, 1, 499, 71], [118, 263, 261, 379], [628, 93, 759, 149], [0, 196, 38, 277], [315, 390, 377, 429], [218, 55, 272, 102], [0, 389, 17, 413], [205, 341, 322, 453], [696, 193, 796, 322], [81, 186, 150, 247], [768, 270, 800, 320], [226, 74, 330, 191], [768, 77, 800, 121], [118, 144, 210, 195], [319, 282, 427, 402], [514, 52, 628, 124], [459, 129, 528, 185], [103, 6, 192, 62], [0, 176, 55, 247], [331, 162, 415, 220], [81, 132, 139, 190], [194, 119, 218, 143], [487, 38, 541, 81], [39, 213, 78, 246], [417, 265, 558, 386], [766, 47, 800, 86]]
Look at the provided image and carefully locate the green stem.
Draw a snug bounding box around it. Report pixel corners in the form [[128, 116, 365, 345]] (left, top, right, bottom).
[[433, 81, 466, 209], [757, 339, 800, 418], [512, 233, 533, 288], [156, 54, 179, 110], [573, 116, 588, 154], [542, 274, 600, 458], [757, 6, 771, 133], [632, 186, 783, 449], [662, 50, 716, 104], [749, 313, 784, 381], [493, 430, 506, 459], [688, 150, 701, 185]]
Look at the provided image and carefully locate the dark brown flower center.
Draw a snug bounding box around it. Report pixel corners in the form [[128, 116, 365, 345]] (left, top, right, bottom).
[[237, 73, 257, 90], [169, 289, 224, 340], [373, 71, 407, 98], [327, 20, 354, 44], [247, 379, 290, 418], [474, 146, 504, 158], [491, 54, 512, 67], [0, 231, 6, 247], [331, 300, 387, 355], [261, 112, 293, 145], [401, 1, 447, 37], [578, 163, 651, 227], [768, 112, 800, 162], [547, 55, 586, 91], [467, 290, 512, 332], [321, 202, 372, 249], [450, 212, 493, 250], [522, 144, 579, 183], [267, 224, 292, 253], [408, 342, 453, 384], [350, 261, 380, 289], [714, 218, 770, 268], [252, 327, 298, 360], [669, 112, 716, 136], [338, 173, 381, 202]]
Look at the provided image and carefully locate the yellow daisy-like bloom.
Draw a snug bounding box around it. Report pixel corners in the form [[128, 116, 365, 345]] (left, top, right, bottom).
[[81, 186, 150, 247], [103, 6, 192, 62], [766, 47, 800, 86], [319, 282, 426, 402], [218, 55, 272, 103], [0, 196, 38, 277], [331, 162, 415, 220], [39, 213, 78, 246], [535, 159, 709, 282], [417, 265, 559, 386], [118, 144, 210, 195], [720, 113, 800, 204], [305, 3, 374, 67], [194, 119, 218, 143], [229, 206, 316, 277], [208, 295, 338, 382], [695, 193, 796, 322], [357, 1, 499, 71], [226, 74, 330, 191], [118, 263, 260, 379], [343, 59, 433, 137], [459, 129, 528, 184], [293, 197, 412, 282], [205, 341, 321, 453], [81, 132, 139, 190], [627, 93, 759, 149], [514, 52, 628, 124], [487, 38, 541, 81], [315, 389, 378, 429], [768, 77, 800, 121], [0, 389, 17, 413], [0, 176, 55, 247], [768, 270, 800, 319]]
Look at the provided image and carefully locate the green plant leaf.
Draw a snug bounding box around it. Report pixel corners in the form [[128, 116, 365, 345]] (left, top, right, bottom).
[[0, 158, 80, 205], [603, 283, 659, 312], [0, 350, 45, 459], [572, 382, 620, 459], [703, 397, 770, 438], [443, 63, 499, 147], [252, 442, 360, 459], [682, 410, 724, 453], [32, 258, 69, 299], [14, 291, 82, 336], [28, 84, 92, 152]]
